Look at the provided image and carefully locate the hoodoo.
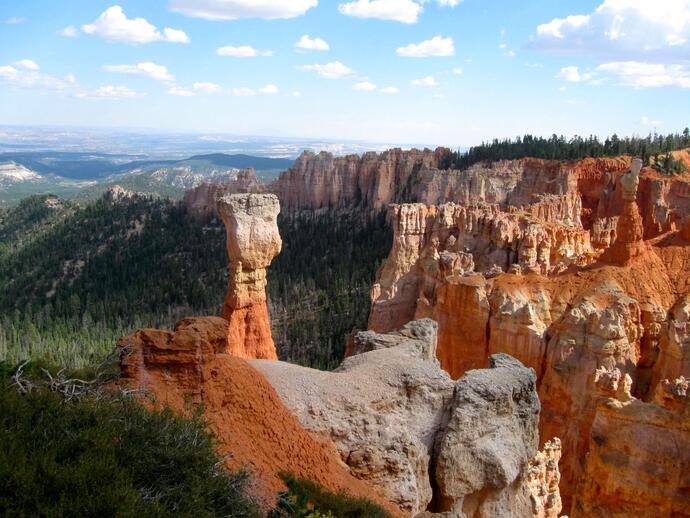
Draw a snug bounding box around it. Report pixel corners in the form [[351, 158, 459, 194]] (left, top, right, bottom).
[[601, 158, 649, 265], [217, 193, 282, 359]]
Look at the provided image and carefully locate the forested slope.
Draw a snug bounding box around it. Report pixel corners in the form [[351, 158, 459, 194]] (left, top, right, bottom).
[[0, 194, 391, 369]]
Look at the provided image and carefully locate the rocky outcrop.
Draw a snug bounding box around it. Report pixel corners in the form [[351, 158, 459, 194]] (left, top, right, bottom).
[[253, 320, 554, 516], [183, 167, 265, 218], [217, 193, 281, 359], [116, 316, 398, 512], [103, 184, 146, 202], [573, 370, 690, 517]]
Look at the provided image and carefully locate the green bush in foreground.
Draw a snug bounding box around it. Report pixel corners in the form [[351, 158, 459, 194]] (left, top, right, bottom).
[[0, 366, 261, 518], [271, 474, 393, 518]]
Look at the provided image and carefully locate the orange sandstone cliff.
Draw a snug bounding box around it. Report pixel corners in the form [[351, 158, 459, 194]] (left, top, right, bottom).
[[368, 158, 690, 516]]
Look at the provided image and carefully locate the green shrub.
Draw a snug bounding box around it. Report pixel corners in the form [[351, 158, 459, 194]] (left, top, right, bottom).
[[270, 474, 393, 518], [0, 368, 260, 517]]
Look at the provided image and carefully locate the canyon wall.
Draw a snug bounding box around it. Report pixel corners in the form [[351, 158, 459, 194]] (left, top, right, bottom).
[[368, 161, 690, 515]]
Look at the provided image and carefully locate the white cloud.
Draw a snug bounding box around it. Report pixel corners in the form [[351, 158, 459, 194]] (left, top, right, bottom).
[[354, 81, 377, 91], [295, 35, 329, 51], [193, 81, 222, 93], [168, 85, 195, 97], [5, 17, 26, 25], [82, 6, 189, 44], [103, 62, 174, 81], [531, 0, 690, 60], [338, 0, 460, 23], [397, 35, 454, 57], [59, 25, 78, 37], [411, 75, 438, 86], [556, 65, 592, 82], [258, 84, 279, 94], [452, 67, 463, 75], [525, 62, 543, 68], [216, 45, 274, 57], [379, 86, 399, 93], [596, 61, 690, 88], [641, 115, 664, 126], [0, 64, 76, 91], [169, 0, 317, 20], [13, 59, 39, 70], [296, 61, 354, 79], [338, 0, 423, 24], [232, 87, 257, 97], [162, 28, 190, 43], [499, 43, 507, 49], [75, 85, 141, 99], [292, 90, 302, 97], [504, 50, 516, 57]]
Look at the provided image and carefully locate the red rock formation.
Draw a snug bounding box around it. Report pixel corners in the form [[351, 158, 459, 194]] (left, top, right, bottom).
[[528, 438, 563, 518], [217, 193, 281, 359], [116, 317, 399, 513], [368, 158, 690, 514]]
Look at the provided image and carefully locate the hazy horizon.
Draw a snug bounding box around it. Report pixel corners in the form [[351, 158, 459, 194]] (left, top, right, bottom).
[[1, 1, 689, 146]]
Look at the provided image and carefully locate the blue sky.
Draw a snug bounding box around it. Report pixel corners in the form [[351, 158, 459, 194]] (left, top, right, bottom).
[[0, 0, 688, 146]]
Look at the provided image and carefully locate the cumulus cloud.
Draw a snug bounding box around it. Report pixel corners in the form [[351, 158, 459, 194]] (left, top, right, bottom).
[[59, 25, 78, 37], [452, 67, 463, 75], [397, 35, 454, 57], [82, 6, 189, 44], [531, 0, 690, 60], [169, 0, 317, 20], [292, 90, 302, 97], [596, 61, 690, 88], [295, 35, 329, 51], [556, 66, 592, 82], [0, 63, 76, 91], [338, 0, 423, 24], [232, 87, 257, 97], [411, 75, 438, 86], [354, 81, 377, 91], [379, 86, 399, 93], [13, 59, 39, 70], [230, 85, 280, 96], [168, 85, 195, 96], [75, 85, 141, 99], [296, 61, 353, 79], [103, 62, 174, 81], [193, 81, 222, 93], [338, 0, 460, 23], [216, 45, 274, 57]]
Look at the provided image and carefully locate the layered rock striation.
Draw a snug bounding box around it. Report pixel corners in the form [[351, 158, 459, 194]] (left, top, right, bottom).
[[368, 159, 690, 515], [217, 193, 282, 359]]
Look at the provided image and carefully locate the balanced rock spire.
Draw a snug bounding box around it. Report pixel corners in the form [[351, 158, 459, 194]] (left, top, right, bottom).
[[217, 193, 282, 359]]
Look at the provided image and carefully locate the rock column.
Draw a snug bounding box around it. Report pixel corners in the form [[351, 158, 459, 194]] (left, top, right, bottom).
[[602, 158, 649, 265], [217, 193, 282, 359]]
